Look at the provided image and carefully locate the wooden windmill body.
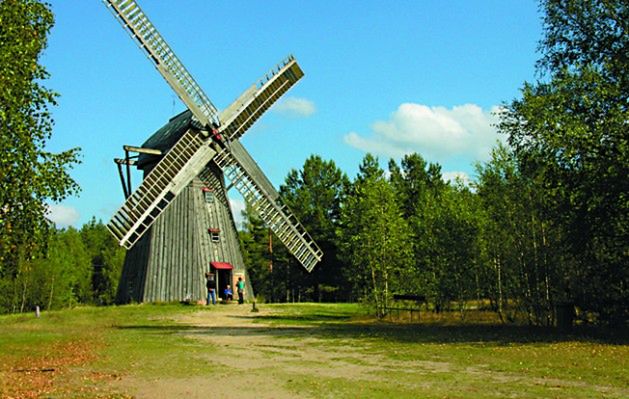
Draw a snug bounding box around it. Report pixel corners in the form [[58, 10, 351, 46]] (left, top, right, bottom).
[[116, 112, 251, 303], [104, 0, 323, 303]]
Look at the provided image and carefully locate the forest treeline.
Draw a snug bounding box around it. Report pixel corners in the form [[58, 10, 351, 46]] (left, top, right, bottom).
[[0, 219, 125, 313], [243, 0, 628, 326], [1, 0, 626, 326]]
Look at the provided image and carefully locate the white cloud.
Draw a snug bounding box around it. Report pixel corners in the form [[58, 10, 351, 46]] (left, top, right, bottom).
[[273, 97, 316, 117], [47, 204, 80, 227], [344, 103, 504, 164], [442, 171, 471, 186], [228, 196, 246, 230]]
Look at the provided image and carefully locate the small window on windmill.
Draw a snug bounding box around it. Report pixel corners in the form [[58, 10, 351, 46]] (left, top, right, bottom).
[[208, 228, 220, 242], [202, 187, 214, 203]]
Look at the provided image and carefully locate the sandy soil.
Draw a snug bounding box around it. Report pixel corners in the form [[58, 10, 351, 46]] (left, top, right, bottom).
[[110, 305, 628, 399], [112, 305, 413, 398]]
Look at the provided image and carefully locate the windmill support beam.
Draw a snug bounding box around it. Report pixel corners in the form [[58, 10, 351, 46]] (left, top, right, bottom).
[[113, 158, 138, 165], [123, 145, 162, 155], [124, 149, 132, 200], [114, 159, 130, 199], [114, 157, 138, 199], [117, 145, 162, 199]]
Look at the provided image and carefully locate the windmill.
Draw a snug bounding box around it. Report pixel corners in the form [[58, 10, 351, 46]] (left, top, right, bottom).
[[103, 0, 323, 303]]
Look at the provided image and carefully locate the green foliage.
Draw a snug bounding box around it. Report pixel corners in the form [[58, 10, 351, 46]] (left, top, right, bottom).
[[339, 154, 413, 316], [0, 219, 125, 314], [0, 0, 81, 311], [241, 137, 624, 327], [239, 205, 274, 301], [81, 218, 125, 305], [475, 144, 564, 325], [389, 154, 449, 302], [242, 156, 350, 303], [498, 0, 628, 325], [280, 156, 350, 301], [538, 0, 628, 89], [0, 2, 123, 315], [43, 227, 92, 308]]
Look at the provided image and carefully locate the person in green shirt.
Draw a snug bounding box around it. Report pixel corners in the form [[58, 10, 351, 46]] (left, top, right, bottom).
[[236, 276, 245, 304]]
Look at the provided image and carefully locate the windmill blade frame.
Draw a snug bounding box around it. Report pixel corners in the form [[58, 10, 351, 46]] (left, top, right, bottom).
[[219, 55, 304, 142], [214, 142, 323, 272], [103, 0, 219, 127], [108, 129, 218, 248], [104, 0, 323, 272]]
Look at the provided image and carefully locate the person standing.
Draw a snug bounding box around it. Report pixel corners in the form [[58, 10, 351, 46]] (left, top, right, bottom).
[[205, 272, 216, 305], [236, 276, 245, 304]]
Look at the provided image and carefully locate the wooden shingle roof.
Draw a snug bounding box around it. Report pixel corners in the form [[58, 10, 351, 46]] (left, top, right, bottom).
[[137, 110, 193, 168]]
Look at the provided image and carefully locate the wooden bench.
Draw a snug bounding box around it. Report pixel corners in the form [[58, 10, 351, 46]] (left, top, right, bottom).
[[386, 294, 427, 322]]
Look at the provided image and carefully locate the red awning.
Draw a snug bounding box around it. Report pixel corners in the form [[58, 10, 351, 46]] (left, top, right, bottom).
[[210, 261, 233, 270]]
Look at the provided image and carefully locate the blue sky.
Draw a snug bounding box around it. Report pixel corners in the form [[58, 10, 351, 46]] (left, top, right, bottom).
[[42, 0, 542, 228]]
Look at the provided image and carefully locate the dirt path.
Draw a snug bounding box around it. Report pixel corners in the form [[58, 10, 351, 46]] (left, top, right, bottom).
[[110, 305, 628, 399], [113, 305, 348, 398], [113, 305, 413, 398]]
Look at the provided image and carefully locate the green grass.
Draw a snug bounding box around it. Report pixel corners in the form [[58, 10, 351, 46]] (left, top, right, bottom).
[[0, 303, 627, 398]]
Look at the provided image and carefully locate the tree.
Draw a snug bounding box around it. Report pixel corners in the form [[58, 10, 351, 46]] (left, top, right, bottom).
[[388, 154, 451, 307], [475, 144, 563, 325], [239, 205, 274, 301], [538, 0, 628, 94], [339, 154, 413, 316], [499, 0, 628, 325], [0, 0, 81, 310], [279, 156, 350, 301], [389, 153, 444, 220], [81, 218, 125, 305], [424, 182, 484, 317]]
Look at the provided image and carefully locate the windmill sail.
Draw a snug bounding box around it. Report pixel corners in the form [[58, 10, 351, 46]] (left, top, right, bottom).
[[214, 142, 323, 272], [219, 55, 304, 141], [212, 58, 323, 271], [104, 0, 323, 271], [103, 0, 219, 127], [103, 0, 224, 248], [108, 130, 217, 249]]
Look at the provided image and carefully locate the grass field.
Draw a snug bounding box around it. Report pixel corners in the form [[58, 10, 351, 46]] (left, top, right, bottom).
[[0, 303, 627, 398]]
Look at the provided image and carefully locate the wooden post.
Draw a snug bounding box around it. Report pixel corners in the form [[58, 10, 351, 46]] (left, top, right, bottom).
[[124, 148, 132, 198], [116, 161, 129, 198]]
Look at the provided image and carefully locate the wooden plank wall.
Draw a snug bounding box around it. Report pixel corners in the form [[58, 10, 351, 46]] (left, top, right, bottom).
[[116, 163, 253, 303], [198, 163, 253, 297]]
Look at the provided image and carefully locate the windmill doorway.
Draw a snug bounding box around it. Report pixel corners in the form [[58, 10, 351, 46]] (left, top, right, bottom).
[[210, 262, 233, 301]]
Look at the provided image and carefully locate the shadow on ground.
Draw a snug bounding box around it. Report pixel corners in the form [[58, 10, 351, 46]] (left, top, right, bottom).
[[114, 313, 628, 345]]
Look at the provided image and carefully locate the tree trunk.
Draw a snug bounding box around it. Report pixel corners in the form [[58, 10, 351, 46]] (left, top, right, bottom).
[[370, 262, 381, 318], [20, 277, 28, 313], [47, 274, 55, 310], [541, 221, 552, 326], [495, 256, 505, 322]]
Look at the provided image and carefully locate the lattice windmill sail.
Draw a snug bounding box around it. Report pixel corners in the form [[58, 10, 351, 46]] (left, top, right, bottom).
[[103, 0, 322, 303]]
